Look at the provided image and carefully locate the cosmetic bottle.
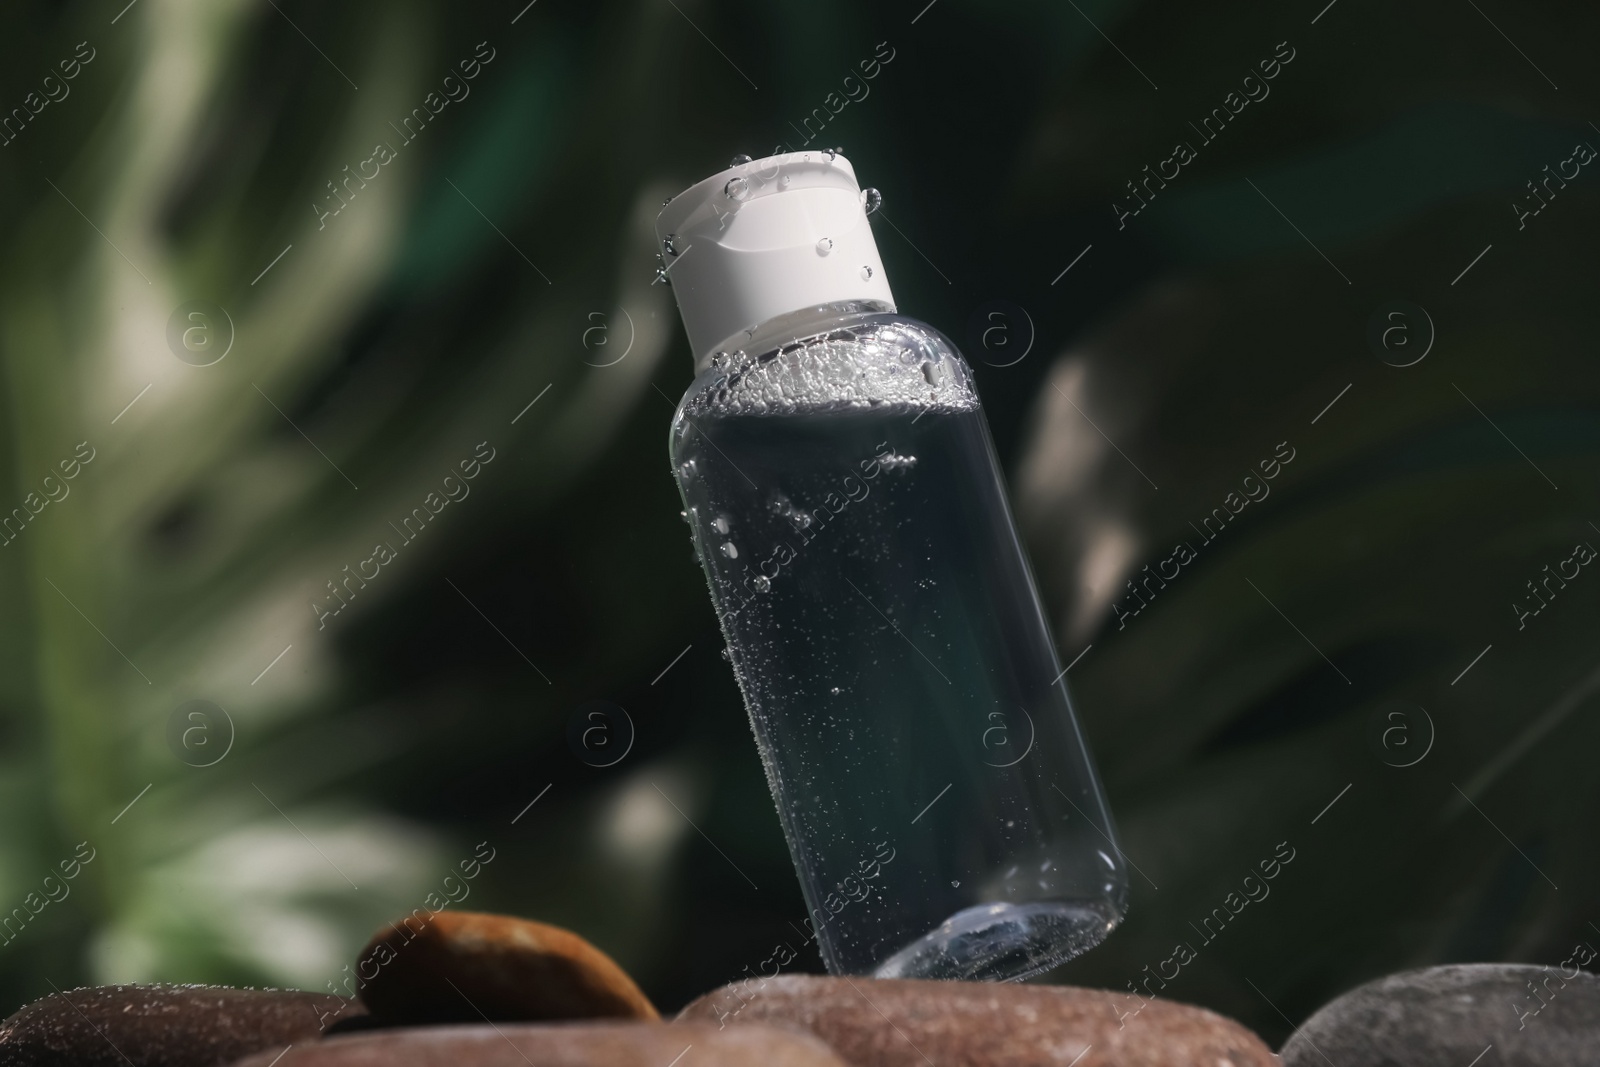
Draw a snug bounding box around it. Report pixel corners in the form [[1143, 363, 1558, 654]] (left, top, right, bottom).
[[659, 151, 1127, 980]]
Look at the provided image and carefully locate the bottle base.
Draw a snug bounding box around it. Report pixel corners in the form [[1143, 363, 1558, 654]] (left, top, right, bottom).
[[871, 900, 1121, 983]]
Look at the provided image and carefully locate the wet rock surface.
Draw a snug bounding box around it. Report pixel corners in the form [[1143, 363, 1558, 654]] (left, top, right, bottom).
[[227, 1021, 849, 1067], [355, 910, 658, 1025], [1280, 963, 1600, 1067], [678, 973, 1277, 1066], [43, 914, 1594, 1066], [0, 983, 364, 1066]]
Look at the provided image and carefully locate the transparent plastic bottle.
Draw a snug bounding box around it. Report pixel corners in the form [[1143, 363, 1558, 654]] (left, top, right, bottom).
[[659, 152, 1127, 981]]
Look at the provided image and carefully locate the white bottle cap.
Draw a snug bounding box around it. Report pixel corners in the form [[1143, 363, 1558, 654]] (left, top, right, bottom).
[[655, 151, 896, 370]]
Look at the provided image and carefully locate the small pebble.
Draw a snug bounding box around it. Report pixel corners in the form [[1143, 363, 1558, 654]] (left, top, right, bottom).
[[356, 910, 658, 1025]]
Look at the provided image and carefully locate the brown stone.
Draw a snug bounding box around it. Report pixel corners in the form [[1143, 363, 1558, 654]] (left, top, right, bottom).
[[227, 1021, 849, 1067], [678, 974, 1276, 1067], [0, 983, 365, 1066], [354, 911, 658, 1025]]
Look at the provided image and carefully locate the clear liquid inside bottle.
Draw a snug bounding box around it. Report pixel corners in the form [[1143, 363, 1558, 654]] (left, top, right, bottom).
[[671, 307, 1128, 980]]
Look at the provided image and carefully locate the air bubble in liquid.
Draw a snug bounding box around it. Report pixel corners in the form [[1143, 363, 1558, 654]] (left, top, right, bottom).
[[753, 575, 771, 592], [679, 320, 981, 421], [720, 542, 739, 559], [713, 516, 730, 534]]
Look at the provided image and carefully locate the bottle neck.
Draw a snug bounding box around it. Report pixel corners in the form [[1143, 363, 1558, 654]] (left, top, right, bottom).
[[697, 300, 895, 373]]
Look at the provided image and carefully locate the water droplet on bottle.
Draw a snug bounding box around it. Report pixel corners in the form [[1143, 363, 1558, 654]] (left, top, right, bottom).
[[922, 361, 942, 386], [678, 460, 696, 478], [720, 542, 739, 559], [780, 174, 792, 187], [662, 194, 675, 206], [720, 646, 731, 661], [859, 265, 874, 281], [712, 516, 730, 534], [730, 153, 753, 166], [789, 510, 813, 530], [664, 233, 680, 256], [860, 187, 882, 215], [724, 176, 750, 201], [816, 237, 833, 256], [824, 147, 840, 161], [752, 575, 771, 592], [679, 509, 689, 523]]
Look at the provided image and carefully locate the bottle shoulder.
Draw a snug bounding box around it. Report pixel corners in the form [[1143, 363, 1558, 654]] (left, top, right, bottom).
[[672, 312, 978, 428]]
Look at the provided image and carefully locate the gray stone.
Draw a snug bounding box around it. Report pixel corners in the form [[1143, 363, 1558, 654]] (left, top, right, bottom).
[[1281, 963, 1600, 1067], [0, 983, 365, 1066]]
